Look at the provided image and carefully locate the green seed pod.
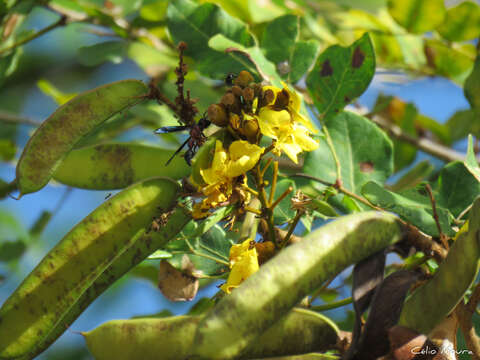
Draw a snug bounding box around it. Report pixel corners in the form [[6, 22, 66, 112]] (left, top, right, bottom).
[[192, 211, 403, 359], [25, 206, 190, 360], [83, 308, 338, 360], [15, 80, 148, 196], [53, 143, 190, 190], [84, 315, 201, 360], [207, 104, 228, 127], [0, 177, 182, 359], [399, 197, 480, 334], [234, 70, 254, 88]]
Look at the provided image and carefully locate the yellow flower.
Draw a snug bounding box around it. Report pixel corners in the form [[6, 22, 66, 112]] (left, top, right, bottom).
[[258, 106, 318, 164], [262, 83, 318, 133], [220, 238, 259, 294], [192, 140, 264, 218]]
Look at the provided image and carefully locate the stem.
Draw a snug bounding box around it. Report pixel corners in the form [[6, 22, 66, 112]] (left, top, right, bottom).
[[0, 15, 67, 55], [425, 183, 449, 249], [321, 123, 342, 183], [254, 165, 276, 244], [310, 297, 353, 312], [279, 210, 304, 249], [268, 161, 279, 205], [456, 283, 480, 359], [240, 198, 261, 241], [270, 186, 293, 211], [0, 111, 40, 127]]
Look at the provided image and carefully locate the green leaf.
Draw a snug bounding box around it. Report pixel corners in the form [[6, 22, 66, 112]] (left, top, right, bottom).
[[0, 48, 21, 87], [272, 178, 296, 225], [445, 109, 478, 143], [465, 134, 480, 183], [390, 160, 434, 192], [387, 0, 446, 34], [399, 197, 480, 334], [166, 224, 231, 278], [53, 143, 191, 190], [0, 240, 26, 262], [306, 33, 375, 117], [147, 250, 172, 260], [15, 79, 149, 195], [166, 0, 255, 79], [437, 1, 480, 41], [207, 34, 282, 86], [362, 181, 454, 237], [424, 40, 474, 85], [289, 40, 319, 84], [262, 14, 298, 64], [304, 111, 393, 197], [465, 55, 480, 111], [435, 161, 480, 218], [78, 41, 126, 66]]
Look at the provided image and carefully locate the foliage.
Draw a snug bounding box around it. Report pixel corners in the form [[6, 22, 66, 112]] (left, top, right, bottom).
[[1, 0, 480, 359]]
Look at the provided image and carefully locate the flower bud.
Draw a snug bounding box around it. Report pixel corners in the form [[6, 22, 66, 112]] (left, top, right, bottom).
[[229, 113, 241, 130], [243, 87, 255, 101], [231, 85, 243, 97], [243, 119, 259, 142], [208, 104, 228, 127], [234, 70, 254, 87]]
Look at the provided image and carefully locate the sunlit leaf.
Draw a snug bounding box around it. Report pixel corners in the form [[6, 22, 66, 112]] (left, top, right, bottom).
[[437, 1, 480, 42], [306, 33, 375, 118], [387, 0, 445, 34]]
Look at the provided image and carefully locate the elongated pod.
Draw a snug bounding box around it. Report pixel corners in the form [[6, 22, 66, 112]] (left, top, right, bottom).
[[192, 211, 403, 359], [16, 80, 148, 195], [0, 177, 181, 359], [83, 308, 338, 360], [53, 143, 190, 190]]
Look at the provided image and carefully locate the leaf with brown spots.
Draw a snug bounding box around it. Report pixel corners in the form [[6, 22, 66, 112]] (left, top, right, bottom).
[[306, 33, 375, 118]]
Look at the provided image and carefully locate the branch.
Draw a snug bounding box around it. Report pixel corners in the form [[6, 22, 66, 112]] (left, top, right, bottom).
[[371, 115, 466, 163], [0, 111, 40, 127], [0, 15, 68, 55], [456, 283, 480, 359]]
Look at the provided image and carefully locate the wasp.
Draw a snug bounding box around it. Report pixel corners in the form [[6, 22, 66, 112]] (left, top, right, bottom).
[[155, 113, 211, 166]]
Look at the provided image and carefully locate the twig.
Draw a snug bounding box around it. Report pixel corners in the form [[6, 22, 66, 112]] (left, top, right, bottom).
[[268, 161, 278, 205], [456, 283, 480, 359], [456, 203, 473, 223], [255, 165, 276, 244], [371, 115, 467, 163], [0, 111, 40, 127], [425, 183, 449, 249], [310, 297, 353, 312], [270, 186, 293, 211], [292, 173, 448, 262], [0, 15, 68, 55], [279, 210, 304, 249]]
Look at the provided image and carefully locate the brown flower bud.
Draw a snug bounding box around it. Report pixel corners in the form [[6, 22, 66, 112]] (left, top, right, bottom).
[[234, 70, 254, 87], [231, 85, 243, 97], [208, 104, 228, 127], [273, 89, 289, 110], [263, 89, 275, 106], [243, 87, 255, 101], [221, 92, 236, 106], [243, 119, 259, 142]]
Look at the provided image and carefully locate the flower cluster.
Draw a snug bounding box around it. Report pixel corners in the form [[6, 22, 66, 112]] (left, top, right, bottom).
[[191, 71, 318, 219]]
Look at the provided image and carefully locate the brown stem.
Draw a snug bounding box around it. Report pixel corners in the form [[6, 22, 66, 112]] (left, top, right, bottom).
[[254, 165, 276, 244], [279, 210, 304, 249], [425, 183, 449, 250], [456, 283, 480, 359], [269, 161, 279, 205]]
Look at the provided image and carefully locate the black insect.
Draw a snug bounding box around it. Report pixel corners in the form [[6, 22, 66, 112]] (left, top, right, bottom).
[[155, 114, 211, 166], [225, 72, 236, 86]]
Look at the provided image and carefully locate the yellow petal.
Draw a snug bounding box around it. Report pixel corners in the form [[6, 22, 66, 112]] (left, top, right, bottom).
[[228, 140, 264, 177], [221, 239, 259, 294], [258, 107, 291, 140], [201, 140, 228, 185], [292, 125, 319, 152]]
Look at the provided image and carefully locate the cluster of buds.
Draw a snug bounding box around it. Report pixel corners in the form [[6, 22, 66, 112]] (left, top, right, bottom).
[[189, 70, 319, 219]]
